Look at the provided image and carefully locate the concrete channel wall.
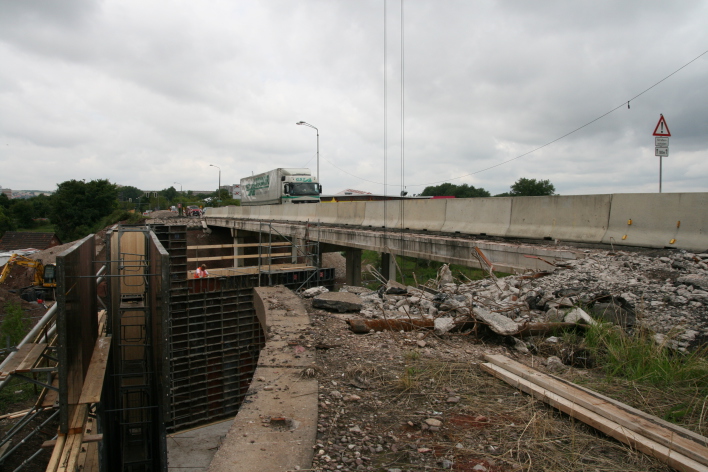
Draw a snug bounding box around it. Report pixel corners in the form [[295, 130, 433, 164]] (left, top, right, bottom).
[[207, 192, 708, 251]]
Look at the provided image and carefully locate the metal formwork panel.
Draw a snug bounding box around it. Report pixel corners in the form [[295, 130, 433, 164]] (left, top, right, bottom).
[[166, 276, 264, 433], [57, 234, 97, 433]]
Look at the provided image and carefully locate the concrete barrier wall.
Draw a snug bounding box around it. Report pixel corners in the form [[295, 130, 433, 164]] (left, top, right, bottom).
[[335, 202, 366, 226], [211, 193, 707, 252], [602, 193, 708, 251], [401, 199, 447, 231], [506, 195, 612, 243], [316, 202, 339, 224], [441, 197, 512, 236], [362, 201, 400, 228]]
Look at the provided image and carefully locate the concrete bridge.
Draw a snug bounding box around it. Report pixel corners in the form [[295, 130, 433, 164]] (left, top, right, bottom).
[[205, 192, 707, 284]]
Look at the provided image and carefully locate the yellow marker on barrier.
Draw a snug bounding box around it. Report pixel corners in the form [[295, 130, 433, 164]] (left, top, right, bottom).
[[677, 221, 681, 228], [670, 239, 676, 244], [627, 219, 632, 225], [622, 235, 627, 240]]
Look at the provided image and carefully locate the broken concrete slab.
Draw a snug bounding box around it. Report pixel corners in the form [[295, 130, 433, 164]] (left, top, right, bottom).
[[564, 307, 596, 325], [385, 280, 408, 295], [312, 291, 363, 313], [473, 307, 519, 336]]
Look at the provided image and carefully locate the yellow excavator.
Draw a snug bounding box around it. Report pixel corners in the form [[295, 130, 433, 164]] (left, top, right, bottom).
[[0, 254, 57, 301]]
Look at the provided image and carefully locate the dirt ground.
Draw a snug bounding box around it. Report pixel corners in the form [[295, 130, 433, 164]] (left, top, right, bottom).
[[301, 295, 676, 472]]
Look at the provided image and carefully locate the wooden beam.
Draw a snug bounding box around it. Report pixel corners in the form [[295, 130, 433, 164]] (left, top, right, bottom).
[[15, 343, 48, 373], [78, 336, 112, 405], [42, 434, 103, 449], [41, 376, 59, 408], [45, 433, 66, 472], [0, 343, 37, 378], [481, 360, 708, 472], [188, 252, 292, 262], [484, 354, 708, 467], [187, 242, 291, 249]]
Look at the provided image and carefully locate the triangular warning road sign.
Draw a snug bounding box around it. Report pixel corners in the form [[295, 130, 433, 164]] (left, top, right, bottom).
[[653, 115, 671, 136]]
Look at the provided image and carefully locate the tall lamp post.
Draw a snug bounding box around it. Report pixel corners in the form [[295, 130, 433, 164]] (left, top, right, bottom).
[[296, 121, 319, 182], [209, 164, 221, 207]]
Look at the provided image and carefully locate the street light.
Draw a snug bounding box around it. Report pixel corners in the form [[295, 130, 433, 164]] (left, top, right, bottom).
[[296, 121, 319, 182], [209, 164, 221, 207]]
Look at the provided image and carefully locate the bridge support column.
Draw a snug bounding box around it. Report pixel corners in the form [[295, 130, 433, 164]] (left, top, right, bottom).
[[345, 248, 362, 287], [233, 232, 246, 267], [381, 253, 397, 282]]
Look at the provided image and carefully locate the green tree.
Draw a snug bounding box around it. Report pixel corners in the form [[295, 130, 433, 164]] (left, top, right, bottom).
[[161, 186, 178, 202], [51, 179, 118, 241], [420, 183, 490, 198], [0, 206, 14, 238], [0, 193, 11, 211], [119, 185, 143, 202], [508, 178, 556, 196], [30, 194, 53, 219], [11, 199, 35, 228]]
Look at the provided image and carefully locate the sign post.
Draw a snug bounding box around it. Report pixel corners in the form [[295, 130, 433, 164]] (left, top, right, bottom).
[[652, 114, 671, 193]]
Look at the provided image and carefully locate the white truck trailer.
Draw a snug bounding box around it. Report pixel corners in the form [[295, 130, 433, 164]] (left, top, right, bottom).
[[240, 168, 321, 206]]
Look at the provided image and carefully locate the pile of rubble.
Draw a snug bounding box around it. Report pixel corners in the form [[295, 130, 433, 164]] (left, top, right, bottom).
[[304, 249, 708, 351]]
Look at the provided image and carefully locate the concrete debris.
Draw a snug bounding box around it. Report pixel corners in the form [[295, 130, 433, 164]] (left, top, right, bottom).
[[563, 307, 596, 325], [301, 286, 329, 298], [473, 307, 519, 336], [434, 317, 455, 335], [385, 280, 408, 295], [312, 292, 363, 313], [438, 264, 454, 286]]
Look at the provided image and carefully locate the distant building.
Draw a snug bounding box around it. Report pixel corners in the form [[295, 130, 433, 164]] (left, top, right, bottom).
[[0, 186, 12, 198], [0, 232, 63, 252]]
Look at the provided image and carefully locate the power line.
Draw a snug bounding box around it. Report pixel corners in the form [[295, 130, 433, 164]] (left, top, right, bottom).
[[326, 47, 708, 189]]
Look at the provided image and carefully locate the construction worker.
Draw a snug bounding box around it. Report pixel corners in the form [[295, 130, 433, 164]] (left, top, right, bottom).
[[194, 264, 209, 278]]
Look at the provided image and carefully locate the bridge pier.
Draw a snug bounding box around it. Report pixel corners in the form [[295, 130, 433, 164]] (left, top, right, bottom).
[[344, 248, 362, 286], [381, 253, 397, 282]]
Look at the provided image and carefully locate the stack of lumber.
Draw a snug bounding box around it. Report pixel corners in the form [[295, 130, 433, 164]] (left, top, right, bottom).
[[45, 334, 110, 472], [481, 354, 708, 472]]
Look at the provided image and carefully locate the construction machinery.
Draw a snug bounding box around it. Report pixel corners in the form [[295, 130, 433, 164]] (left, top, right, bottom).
[[0, 254, 57, 301]]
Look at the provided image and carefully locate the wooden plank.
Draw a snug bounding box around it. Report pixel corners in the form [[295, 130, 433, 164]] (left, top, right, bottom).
[[0, 408, 31, 420], [97, 310, 107, 336], [45, 433, 66, 472], [41, 377, 60, 408], [188, 242, 291, 249], [481, 362, 708, 472], [78, 336, 111, 404], [15, 343, 48, 372], [0, 343, 37, 376], [57, 432, 84, 472], [484, 354, 708, 467], [42, 434, 103, 449], [187, 252, 292, 262], [550, 369, 708, 447], [82, 442, 99, 472]]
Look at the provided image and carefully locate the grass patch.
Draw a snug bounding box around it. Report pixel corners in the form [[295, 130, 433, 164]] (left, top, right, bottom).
[[361, 250, 509, 289], [1, 302, 29, 347]]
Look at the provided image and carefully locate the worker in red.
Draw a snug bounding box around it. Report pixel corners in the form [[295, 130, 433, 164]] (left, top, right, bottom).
[[194, 264, 209, 278]]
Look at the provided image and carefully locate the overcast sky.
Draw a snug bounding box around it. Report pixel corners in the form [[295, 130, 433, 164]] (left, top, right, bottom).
[[1, 0, 707, 196]]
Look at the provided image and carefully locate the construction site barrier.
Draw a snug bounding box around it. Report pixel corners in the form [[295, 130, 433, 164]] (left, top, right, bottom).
[[441, 197, 512, 236], [506, 195, 612, 243], [602, 193, 708, 252], [315, 202, 338, 224]]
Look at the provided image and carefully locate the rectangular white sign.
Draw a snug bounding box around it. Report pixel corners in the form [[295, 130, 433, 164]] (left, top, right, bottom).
[[655, 137, 669, 147], [655, 147, 669, 157]]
